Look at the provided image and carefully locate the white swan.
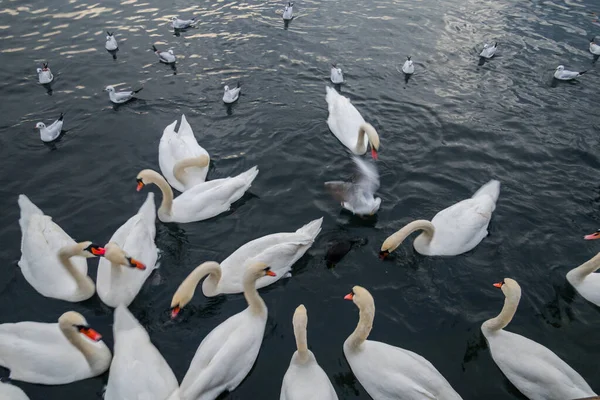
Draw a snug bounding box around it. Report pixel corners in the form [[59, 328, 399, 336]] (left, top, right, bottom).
[[104, 306, 180, 400], [36, 63, 53, 84], [481, 278, 597, 400], [0, 381, 29, 400], [18, 194, 105, 301], [179, 262, 275, 400], [96, 193, 157, 308], [170, 218, 322, 316], [380, 180, 500, 257], [344, 286, 463, 399], [159, 114, 210, 192], [325, 86, 380, 159], [136, 167, 258, 223], [35, 112, 64, 142], [566, 249, 600, 307], [280, 305, 338, 400], [0, 311, 111, 385], [105, 31, 118, 51]]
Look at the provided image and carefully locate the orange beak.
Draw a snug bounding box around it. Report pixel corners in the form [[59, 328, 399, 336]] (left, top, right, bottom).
[[79, 327, 102, 341], [493, 282, 503, 288], [91, 247, 106, 256], [136, 181, 144, 192], [371, 148, 378, 160], [266, 270, 277, 277], [344, 293, 354, 300], [171, 306, 180, 319], [584, 232, 600, 240], [128, 257, 146, 270]]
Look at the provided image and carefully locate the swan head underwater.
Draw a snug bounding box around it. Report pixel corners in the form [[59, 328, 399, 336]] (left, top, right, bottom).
[[58, 311, 103, 342]]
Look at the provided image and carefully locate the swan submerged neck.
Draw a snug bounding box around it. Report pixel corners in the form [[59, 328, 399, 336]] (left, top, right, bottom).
[[137, 169, 173, 217], [483, 278, 521, 333], [293, 305, 309, 362], [172, 155, 210, 184], [381, 219, 435, 254]]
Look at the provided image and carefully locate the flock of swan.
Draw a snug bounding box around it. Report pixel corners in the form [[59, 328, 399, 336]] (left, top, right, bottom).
[[7, 2, 600, 400]]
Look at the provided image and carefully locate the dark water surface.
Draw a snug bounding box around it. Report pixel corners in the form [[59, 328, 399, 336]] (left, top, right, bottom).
[[1, 0, 600, 398]]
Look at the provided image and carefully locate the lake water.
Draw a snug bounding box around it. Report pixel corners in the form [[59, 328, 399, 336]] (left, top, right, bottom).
[[0, 0, 599, 398]]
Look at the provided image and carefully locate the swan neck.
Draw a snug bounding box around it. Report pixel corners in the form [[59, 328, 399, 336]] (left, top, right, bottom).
[[484, 290, 520, 332], [243, 273, 266, 316], [293, 321, 309, 363], [388, 220, 435, 250], [58, 246, 94, 293], [60, 326, 99, 365], [356, 123, 377, 153], [173, 156, 208, 185], [189, 263, 221, 293], [571, 253, 600, 282], [347, 303, 374, 350], [146, 171, 174, 216]]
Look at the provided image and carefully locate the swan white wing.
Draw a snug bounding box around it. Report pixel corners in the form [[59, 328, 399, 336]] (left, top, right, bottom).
[[325, 87, 366, 154], [0, 322, 109, 384], [0, 381, 30, 400], [181, 311, 266, 400], [345, 340, 462, 400], [485, 330, 596, 400], [280, 352, 339, 400]]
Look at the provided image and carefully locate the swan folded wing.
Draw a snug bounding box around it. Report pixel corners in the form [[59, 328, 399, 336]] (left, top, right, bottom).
[[431, 198, 493, 242]]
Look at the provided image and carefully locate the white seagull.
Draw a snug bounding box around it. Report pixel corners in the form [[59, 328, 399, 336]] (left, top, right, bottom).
[[104, 86, 143, 104], [330, 64, 344, 84], [172, 16, 197, 30], [152, 45, 176, 64], [105, 31, 118, 51], [223, 82, 241, 103], [36, 63, 53, 84], [554, 65, 587, 80], [35, 113, 64, 143], [402, 56, 414, 74], [324, 156, 381, 216], [480, 43, 498, 58], [283, 2, 294, 20], [590, 37, 600, 57]]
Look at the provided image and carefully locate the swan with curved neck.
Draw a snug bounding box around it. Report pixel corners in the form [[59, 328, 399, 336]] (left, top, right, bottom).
[[380, 180, 500, 257], [56, 242, 106, 300], [481, 278, 597, 399], [178, 262, 276, 400], [280, 305, 339, 400], [325, 86, 381, 159], [173, 154, 209, 186], [566, 249, 600, 307], [343, 286, 463, 399], [0, 311, 112, 384], [170, 261, 222, 318], [136, 166, 258, 223]]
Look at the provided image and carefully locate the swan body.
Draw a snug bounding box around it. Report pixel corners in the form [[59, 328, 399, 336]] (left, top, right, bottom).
[[325, 86, 380, 159], [152, 45, 176, 64], [0, 312, 111, 385], [104, 85, 143, 104], [36, 63, 53, 84], [330, 64, 343, 84], [159, 114, 210, 192], [172, 16, 198, 30], [344, 286, 463, 400], [283, 2, 294, 20], [280, 305, 338, 400], [223, 83, 241, 104], [136, 167, 258, 223], [482, 278, 596, 400], [480, 43, 497, 58], [104, 306, 180, 400], [402, 56, 414, 74], [170, 218, 322, 315], [0, 381, 29, 400], [17, 194, 105, 301], [179, 262, 275, 400], [554, 65, 586, 80], [97, 193, 158, 307], [381, 180, 500, 257], [566, 250, 600, 307], [105, 31, 118, 51], [35, 112, 63, 142]]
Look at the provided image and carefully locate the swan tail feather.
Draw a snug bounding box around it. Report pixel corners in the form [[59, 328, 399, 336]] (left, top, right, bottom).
[[236, 166, 259, 186], [18, 194, 44, 234], [295, 217, 323, 240], [472, 180, 500, 203], [178, 114, 194, 137]]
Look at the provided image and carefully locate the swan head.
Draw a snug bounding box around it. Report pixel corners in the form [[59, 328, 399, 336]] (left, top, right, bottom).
[[344, 286, 375, 311], [104, 85, 115, 93], [556, 65, 564, 71], [293, 304, 307, 329], [35, 122, 46, 129], [584, 229, 600, 240], [136, 169, 158, 191], [244, 261, 276, 282], [104, 242, 146, 270], [58, 311, 103, 342], [493, 278, 521, 300], [59, 242, 105, 258], [170, 261, 222, 318]]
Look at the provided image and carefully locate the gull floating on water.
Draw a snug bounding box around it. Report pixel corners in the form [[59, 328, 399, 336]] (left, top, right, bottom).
[[35, 113, 63, 142], [554, 65, 586, 80], [105, 31, 118, 51], [104, 85, 143, 104], [152, 45, 176, 64], [36, 63, 53, 84], [283, 2, 294, 20], [324, 156, 381, 216], [223, 83, 241, 104], [172, 16, 197, 30], [402, 56, 414, 74], [480, 43, 498, 59], [330, 64, 344, 84]]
